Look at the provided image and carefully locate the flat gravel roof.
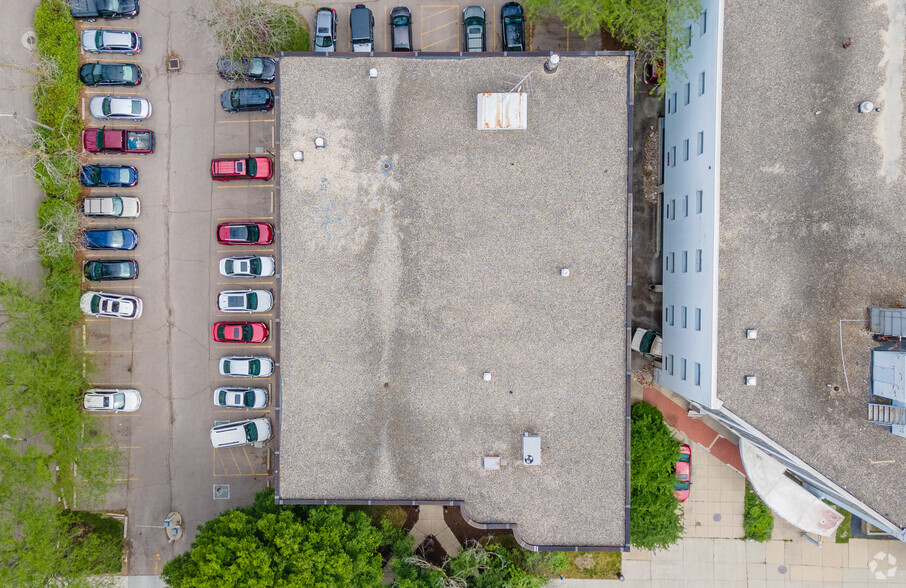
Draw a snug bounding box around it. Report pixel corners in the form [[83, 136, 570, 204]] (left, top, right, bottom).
[[277, 54, 630, 547], [716, 0, 906, 528]]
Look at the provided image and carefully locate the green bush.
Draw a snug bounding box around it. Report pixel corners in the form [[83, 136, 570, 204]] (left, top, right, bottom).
[[630, 402, 684, 551], [744, 482, 774, 542], [64, 511, 125, 574], [270, 5, 310, 52]]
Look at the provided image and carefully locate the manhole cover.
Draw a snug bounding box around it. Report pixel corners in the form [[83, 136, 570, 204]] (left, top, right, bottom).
[[778, 565, 788, 574], [712, 513, 722, 522], [213, 484, 230, 500], [21, 31, 36, 50]]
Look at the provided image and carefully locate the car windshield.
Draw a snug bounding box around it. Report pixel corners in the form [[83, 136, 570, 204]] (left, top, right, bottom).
[[95, 31, 105, 47], [226, 295, 246, 308], [246, 226, 260, 241], [315, 33, 333, 47], [228, 226, 250, 240], [229, 91, 241, 108], [675, 481, 690, 491], [244, 422, 259, 442], [112, 392, 125, 409], [223, 259, 234, 273], [101, 97, 112, 116], [242, 391, 255, 407], [216, 325, 227, 339], [222, 360, 231, 372], [217, 389, 228, 405], [393, 16, 408, 25], [118, 168, 131, 183], [248, 360, 260, 376], [104, 262, 132, 277], [249, 258, 261, 274], [241, 325, 253, 340], [131, 100, 142, 115], [246, 159, 257, 176], [247, 292, 258, 308], [111, 197, 123, 215], [248, 58, 264, 76], [90, 296, 101, 313]]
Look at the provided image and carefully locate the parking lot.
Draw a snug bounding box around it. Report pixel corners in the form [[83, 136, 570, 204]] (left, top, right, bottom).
[[0, 0, 607, 576]]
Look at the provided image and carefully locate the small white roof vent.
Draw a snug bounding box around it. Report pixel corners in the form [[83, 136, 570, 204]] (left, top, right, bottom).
[[560, 267, 570, 277], [477, 92, 527, 130], [745, 375, 757, 386], [522, 433, 541, 466], [746, 329, 758, 340], [482, 372, 492, 381]]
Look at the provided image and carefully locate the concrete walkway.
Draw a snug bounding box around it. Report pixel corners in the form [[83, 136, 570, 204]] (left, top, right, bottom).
[[409, 505, 461, 557]]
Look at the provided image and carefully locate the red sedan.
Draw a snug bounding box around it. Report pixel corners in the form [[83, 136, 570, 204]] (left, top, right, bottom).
[[674, 443, 691, 502], [211, 156, 273, 181], [217, 222, 274, 245], [211, 322, 269, 344]]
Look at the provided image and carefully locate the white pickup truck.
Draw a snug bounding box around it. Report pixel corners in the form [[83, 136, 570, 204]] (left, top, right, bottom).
[[82, 195, 140, 218]]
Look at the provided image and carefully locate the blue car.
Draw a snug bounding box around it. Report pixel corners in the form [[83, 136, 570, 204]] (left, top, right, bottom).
[[80, 165, 137, 188], [83, 228, 138, 250]]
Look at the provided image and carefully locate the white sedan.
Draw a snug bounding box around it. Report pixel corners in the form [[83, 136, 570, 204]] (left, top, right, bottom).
[[219, 356, 274, 378], [89, 96, 151, 120], [219, 256, 276, 278], [213, 387, 269, 408], [80, 291, 143, 319], [83, 389, 142, 412], [217, 290, 273, 313]]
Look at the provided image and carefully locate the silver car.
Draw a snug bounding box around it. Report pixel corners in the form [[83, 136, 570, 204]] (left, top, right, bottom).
[[89, 96, 151, 120], [313, 8, 338, 53], [213, 387, 269, 409], [217, 290, 274, 313], [80, 291, 143, 319], [219, 256, 276, 278], [219, 356, 275, 378], [81, 29, 142, 54]]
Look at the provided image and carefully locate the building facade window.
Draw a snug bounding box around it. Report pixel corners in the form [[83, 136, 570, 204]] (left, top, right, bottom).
[[694, 362, 701, 385], [684, 83, 691, 105], [700, 10, 707, 35], [667, 354, 674, 375], [695, 308, 702, 331], [682, 250, 688, 272], [699, 71, 706, 95], [697, 131, 704, 155], [687, 26, 693, 47], [695, 249, 702, 272], [683, 195, 689, 216], [681, 306, 687, 328], [681, 359, 687, 380], [668, 305, 675, 326], [696, 191, 703, 213], [670, 199, 676, 220], [669, 252, 675, 273], [683, 139, 690, 161]]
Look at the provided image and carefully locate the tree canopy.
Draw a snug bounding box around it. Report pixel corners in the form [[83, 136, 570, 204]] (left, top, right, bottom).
[[629, 402, 684, 550], [522, 0, 702, 88]]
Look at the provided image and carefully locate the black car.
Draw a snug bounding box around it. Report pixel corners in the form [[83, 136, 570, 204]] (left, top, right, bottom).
[[463, 6, 486, 52], [79, 62, 141, 86], [70, 0, 139, 20], [501, 2, 525, 52], [83, 229, 138, 251], [220, 88, 274, 112], [216, 57, 276, 83], [84, 259, 139, 281], [80, 165, 137, 188], [390, 7, 413, 52]]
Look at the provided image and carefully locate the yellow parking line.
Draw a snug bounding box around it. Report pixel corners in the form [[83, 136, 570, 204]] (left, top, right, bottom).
[[216, 184, 274, 189], [87, 156, 143, 160], [83, 253, 142, 257], [90, 383, 142, 386], [228, 447, 242, 472], [492, 4, 497, 50], [422, 6, 457, 19], [85, 349, 137, 353], [86, 284, 140, 288], [217, 217, 273, 221], [216, 249, 274, 253], [89, 413, 138, 417], [217, 281, 274, 285], [215, 409, 273, 414], [215, 448, 228, 475], [215, 315, 273, 319], [422, 34, 459, 49], [216, 345, 273, 349], [114, 477, 139, 481], [111, 446, 141, 449], [83, 90, 141, 95], [213, 471, 269, 477], [84, 318, 141, 321], [216, 119, 274, 124], [422, 21, 457, 36]]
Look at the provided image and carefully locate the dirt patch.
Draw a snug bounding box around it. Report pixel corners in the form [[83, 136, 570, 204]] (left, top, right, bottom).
[[401, 505, 419, 532], [642, 124, 660, 203], [443, 505, 512, 545], [415, 535, 448, 568], [600, 27, 625, 51]]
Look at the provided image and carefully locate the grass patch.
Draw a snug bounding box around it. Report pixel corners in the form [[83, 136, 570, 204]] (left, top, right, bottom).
[[65, 511, 124, 574], [270, 5, 309, 52], [744, 481, 774, 542], [831, 504, 851, 543], [563, 551, 622, 579], [353, 505, 408, 529]]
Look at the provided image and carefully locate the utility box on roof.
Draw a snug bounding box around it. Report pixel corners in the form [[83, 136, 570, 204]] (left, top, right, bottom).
[[477, 92, 527, 130], [522, 433, 541, 466]]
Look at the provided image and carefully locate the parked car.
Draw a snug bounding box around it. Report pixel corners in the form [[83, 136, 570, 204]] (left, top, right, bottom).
[[80, 291, 142, 319], [211, 156, 273, 181], [313, 7, 338, 53], [83, 128, 154, 153], [463, 6, 486, 52], [213, 387, 269, 409], [89, 96, 151, 120], [219, 356, 274, 378], [79, 62, 141, 86], [219, 256, 276, 278], [82, 195, 140, 218], [83, 388, 141, 412], [210, 418, 272, 448], [83, 228, 138, 250], [501, 2, 525, 52], [81, 28, 142, 53], [219, 88, 274, 113], [80, 164, 137, 188], [216, 56, 276, 83], [350, 4, 375, 52], [84, 259, 138, 281], [211, 322, 269, 344], [217, 290, 274, 313], [216, 222, 274, 246], [70, 0, 139, 20], [674, 443, 692, 502], [390, 7, 413, 51], [631, 327, 663, 359]]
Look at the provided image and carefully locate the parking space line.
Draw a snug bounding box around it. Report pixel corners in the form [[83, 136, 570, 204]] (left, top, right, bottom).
[[242, 446, 255, 471], [422, 5, 458, 20], [85, 349, 137, 353], [217, 217, 273, 221], [91, 383, 142, 386], [216, 249, 273, 253], [83, 253, 142, 257], [114, 477, 138, 481], [422, 20, 457, 36], [86, 284, 140, 289], [217, 88, 274, 92], [213, 377, 273, 382], [214, 409, 272, 414], [216, 119, 274, 124], [422, 34, 459, 49], [215, 449, 228, 475], [89, 413, 138, 417], [228, 447, 242, 472], [83, 90, 141, 95], [216, 153, 260, 156], [77, 24, 139, 30], [84, 318, 141, 321], [111, 446, 140, 449], [216, 184, 274, 189], [216, 345, 274, 349], [492, 4, 497, 51], [217, 281, 274, 285], [213, 472, 267, 477], [87, 156, 143, 161]]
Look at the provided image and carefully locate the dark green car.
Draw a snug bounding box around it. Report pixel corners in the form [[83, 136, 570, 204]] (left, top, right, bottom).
[[79, 62, 142, 87], [84, 260, 139, 281]]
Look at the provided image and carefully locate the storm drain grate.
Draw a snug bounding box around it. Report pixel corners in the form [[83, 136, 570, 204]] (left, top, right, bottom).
[[168, 58, 181, 72], [213, 484, 230, 500]]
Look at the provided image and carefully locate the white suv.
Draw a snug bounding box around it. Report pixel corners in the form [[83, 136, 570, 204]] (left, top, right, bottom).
[[210, 418, 272, 448]]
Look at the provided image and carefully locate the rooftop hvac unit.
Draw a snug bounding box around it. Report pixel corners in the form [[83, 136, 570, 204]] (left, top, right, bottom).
[[522, 433, 541, 466], [477, 92, 527, 130]]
